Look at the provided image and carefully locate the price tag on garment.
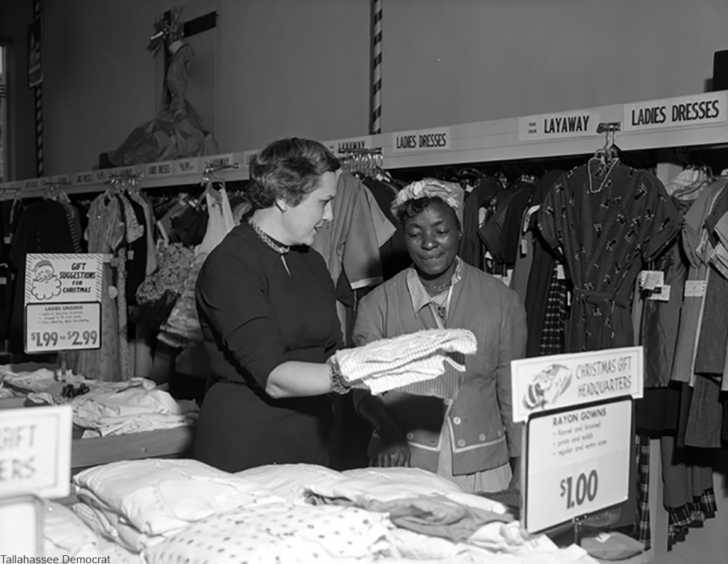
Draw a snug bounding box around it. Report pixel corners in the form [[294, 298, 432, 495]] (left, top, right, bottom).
[[523, 398, 632, 533], [0, 405, 72, 498], [647, 284, 671, 302], [520, 238, 529, 257], [556, 264, 566, 280], [684, 279, 707, 298], [23, 254, 104, 353], [638, 270, 664, 291]]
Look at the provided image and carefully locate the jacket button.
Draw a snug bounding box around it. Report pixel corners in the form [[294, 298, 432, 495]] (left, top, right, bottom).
[[453, 416, 462, 425], [479, 433, 486, 441], [457, 439, 466, 447], [406, 432, 414, 440]]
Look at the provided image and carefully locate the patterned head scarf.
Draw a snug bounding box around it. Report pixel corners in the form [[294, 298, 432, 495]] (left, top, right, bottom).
[[391, 178, 465, 226]]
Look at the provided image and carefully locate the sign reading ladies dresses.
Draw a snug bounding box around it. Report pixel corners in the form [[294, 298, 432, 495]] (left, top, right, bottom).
[[392, 127, 451, 152], [24, 254, 104, 353], [624, 92, 727, 131]]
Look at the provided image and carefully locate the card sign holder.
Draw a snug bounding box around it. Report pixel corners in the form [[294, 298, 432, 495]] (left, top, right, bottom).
[[511, 346, 643, 547], [24, 253, 105, 379], [0, 405, 72, 555], [521, 396, 633, 542]]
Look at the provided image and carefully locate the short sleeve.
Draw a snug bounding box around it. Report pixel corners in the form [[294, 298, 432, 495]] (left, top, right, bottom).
[[196, 250, 286, 389], [352, 290, 387, 347], [641, 173, 681, 260], [343, 186, 390, 290], [536, 173, 566, 252]]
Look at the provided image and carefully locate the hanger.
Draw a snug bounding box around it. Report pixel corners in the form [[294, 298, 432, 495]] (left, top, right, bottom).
[[592, 122, 622, 164]]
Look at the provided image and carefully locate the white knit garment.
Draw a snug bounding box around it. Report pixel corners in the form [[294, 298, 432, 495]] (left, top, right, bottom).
[[334, 328, 477, 395]]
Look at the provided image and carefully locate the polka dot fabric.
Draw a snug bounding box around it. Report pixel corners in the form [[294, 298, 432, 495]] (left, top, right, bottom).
[[143, 502, 393, 564]]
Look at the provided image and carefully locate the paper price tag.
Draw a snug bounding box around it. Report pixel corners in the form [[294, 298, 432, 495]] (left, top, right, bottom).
[[556, 264, 566, 280], [520, 238, 529, 257], [639, 270, 664, 290], [684, 280, 707, 298], [647, 284, 671, 302]]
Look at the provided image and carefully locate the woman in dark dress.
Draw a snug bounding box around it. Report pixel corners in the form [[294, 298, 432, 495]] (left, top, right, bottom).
[[194, 138, 351, 471]]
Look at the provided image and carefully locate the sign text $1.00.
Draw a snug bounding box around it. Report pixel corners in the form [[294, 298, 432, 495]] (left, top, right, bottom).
[[560, 470, 599, 510], [29, 330, 99, 349]]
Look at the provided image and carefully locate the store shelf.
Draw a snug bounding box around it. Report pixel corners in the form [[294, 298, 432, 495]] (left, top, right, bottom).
[[71, 425, 194, 471], [3, 90, 728, 198], [0, 152, 249, 201]]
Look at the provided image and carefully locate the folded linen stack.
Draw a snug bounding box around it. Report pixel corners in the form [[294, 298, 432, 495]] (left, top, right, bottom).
[[332, 328, 477, 394], [42, 501, 141, 562], [305, 467, 598, 564], [71, 458, 281, 553], [71, 380, 198, 437]]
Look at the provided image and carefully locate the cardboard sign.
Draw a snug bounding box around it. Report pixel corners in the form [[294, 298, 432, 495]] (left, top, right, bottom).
[[24, 254, 103, 353], [25, 254, 103, 304], [0, 406, 72, 499], [146, 161, 175, 178], [72, 171, 96, 185], [325, 136, 374, 155], [25, 302, 101, 353], [510, 346, 643, 423], [624, 92, 727, 131], [0, 496, 43, 556], [392, 127, 451, 152], [524, 398, 632, 533], [518, 110, 600, 140]]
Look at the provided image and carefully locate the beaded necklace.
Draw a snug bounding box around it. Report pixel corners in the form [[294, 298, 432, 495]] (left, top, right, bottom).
[[248, 219, 291, 276]]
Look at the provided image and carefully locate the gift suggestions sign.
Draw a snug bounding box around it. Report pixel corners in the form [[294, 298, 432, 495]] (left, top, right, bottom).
[[24, 254, 103, 353]]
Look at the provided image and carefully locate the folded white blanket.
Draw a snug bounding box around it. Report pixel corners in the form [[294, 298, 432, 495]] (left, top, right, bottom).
[[333, 329, 477, 394], [72, 500, 167, 553], [235, 463, 344, 504], [73, 458, 280, 536], [143, 502, 393, 564], [42, 501, 141, 563], [72, 386, 198, 436]]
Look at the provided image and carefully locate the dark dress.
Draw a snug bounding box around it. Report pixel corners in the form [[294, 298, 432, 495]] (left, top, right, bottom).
[[194, 222, 341, 472], [537, 159, 680, 352]]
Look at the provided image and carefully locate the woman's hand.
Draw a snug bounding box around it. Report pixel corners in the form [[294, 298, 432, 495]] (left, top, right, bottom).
[[373, 442, 411, 467]]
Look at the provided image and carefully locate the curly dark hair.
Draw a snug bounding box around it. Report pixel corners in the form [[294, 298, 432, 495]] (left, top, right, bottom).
[[246, 138, 340, 209], [395, 196, 462, 231]]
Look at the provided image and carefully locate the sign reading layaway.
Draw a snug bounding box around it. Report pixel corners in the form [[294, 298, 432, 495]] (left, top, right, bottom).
[[524, 398, 632, 533], [510, 346, 643, 422], [518, 110, 600, 140], [624, 92, 727, 131], [24, 254, 103, 353]]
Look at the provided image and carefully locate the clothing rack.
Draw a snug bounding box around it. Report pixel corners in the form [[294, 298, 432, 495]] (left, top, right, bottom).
[[3, 90, 728, 199]]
